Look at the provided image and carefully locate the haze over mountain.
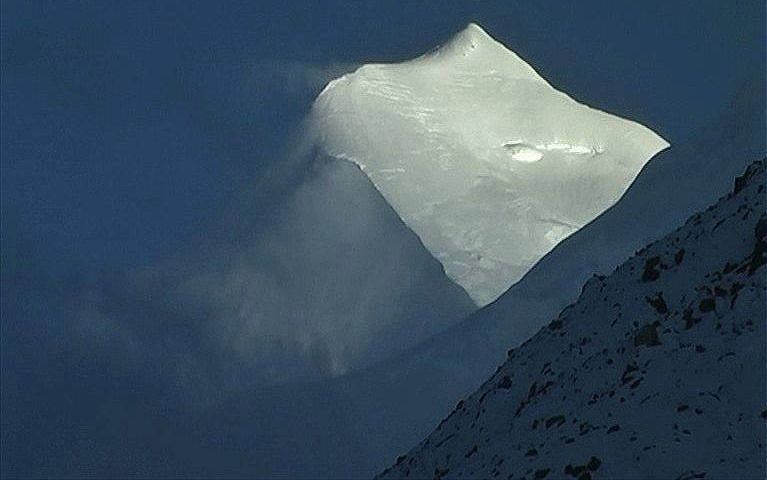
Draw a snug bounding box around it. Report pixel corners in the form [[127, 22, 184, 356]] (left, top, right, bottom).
[[311, 23, 668, 305], [53, 152, 477, 392]]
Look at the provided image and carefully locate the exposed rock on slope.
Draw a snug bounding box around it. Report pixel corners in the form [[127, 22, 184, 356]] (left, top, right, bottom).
[[379, 160, 766, 479]]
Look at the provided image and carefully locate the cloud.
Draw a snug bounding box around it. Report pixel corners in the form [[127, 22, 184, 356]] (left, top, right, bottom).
[[56, 133, 473, 405]]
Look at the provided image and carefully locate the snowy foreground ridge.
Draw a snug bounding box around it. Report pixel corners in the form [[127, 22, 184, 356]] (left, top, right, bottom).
[[378, 159, 766, 479], [310, 23, 669, 305]]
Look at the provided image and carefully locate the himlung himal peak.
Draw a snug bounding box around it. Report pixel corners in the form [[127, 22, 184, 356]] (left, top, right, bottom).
[[310, 23, 669, 305]]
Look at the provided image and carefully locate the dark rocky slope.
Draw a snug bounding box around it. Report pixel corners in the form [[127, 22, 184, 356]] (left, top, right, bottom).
[[379, 159, 766, 479]]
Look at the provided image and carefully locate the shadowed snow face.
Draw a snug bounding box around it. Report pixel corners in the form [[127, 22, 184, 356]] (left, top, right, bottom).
[[310, 23, 669, 305]]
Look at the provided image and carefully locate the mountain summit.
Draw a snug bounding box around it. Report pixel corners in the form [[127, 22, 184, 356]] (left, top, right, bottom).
[[310, 23, 669, 305], [417, 23, 544, 83]]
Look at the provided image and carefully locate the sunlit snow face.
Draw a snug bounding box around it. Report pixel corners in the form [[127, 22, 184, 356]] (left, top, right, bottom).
[[311, 23, 669, 305]]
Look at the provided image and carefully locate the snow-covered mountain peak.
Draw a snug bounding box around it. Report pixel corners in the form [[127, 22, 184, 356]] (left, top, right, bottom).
[[442, 22, 493, 49], [417, 23, 545, 83], [310, 24, 669, 306]]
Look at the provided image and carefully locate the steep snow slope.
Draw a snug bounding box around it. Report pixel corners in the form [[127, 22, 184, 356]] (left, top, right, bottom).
[[311, 23, 668, 305], [379, 160, 766, 479]]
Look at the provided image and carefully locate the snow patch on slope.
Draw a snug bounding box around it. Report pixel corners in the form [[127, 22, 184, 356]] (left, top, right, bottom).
[[310, 23, 669, 305]]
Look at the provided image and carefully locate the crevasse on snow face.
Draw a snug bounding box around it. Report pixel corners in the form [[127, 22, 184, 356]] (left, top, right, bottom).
[[310, 23, 669, 306]]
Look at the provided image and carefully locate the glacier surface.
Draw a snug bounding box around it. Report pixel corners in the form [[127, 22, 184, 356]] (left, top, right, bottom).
[[310, 23, 669, 305]]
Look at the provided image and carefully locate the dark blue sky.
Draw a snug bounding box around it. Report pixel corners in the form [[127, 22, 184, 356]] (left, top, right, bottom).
[[2, 0, 764, 277]]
